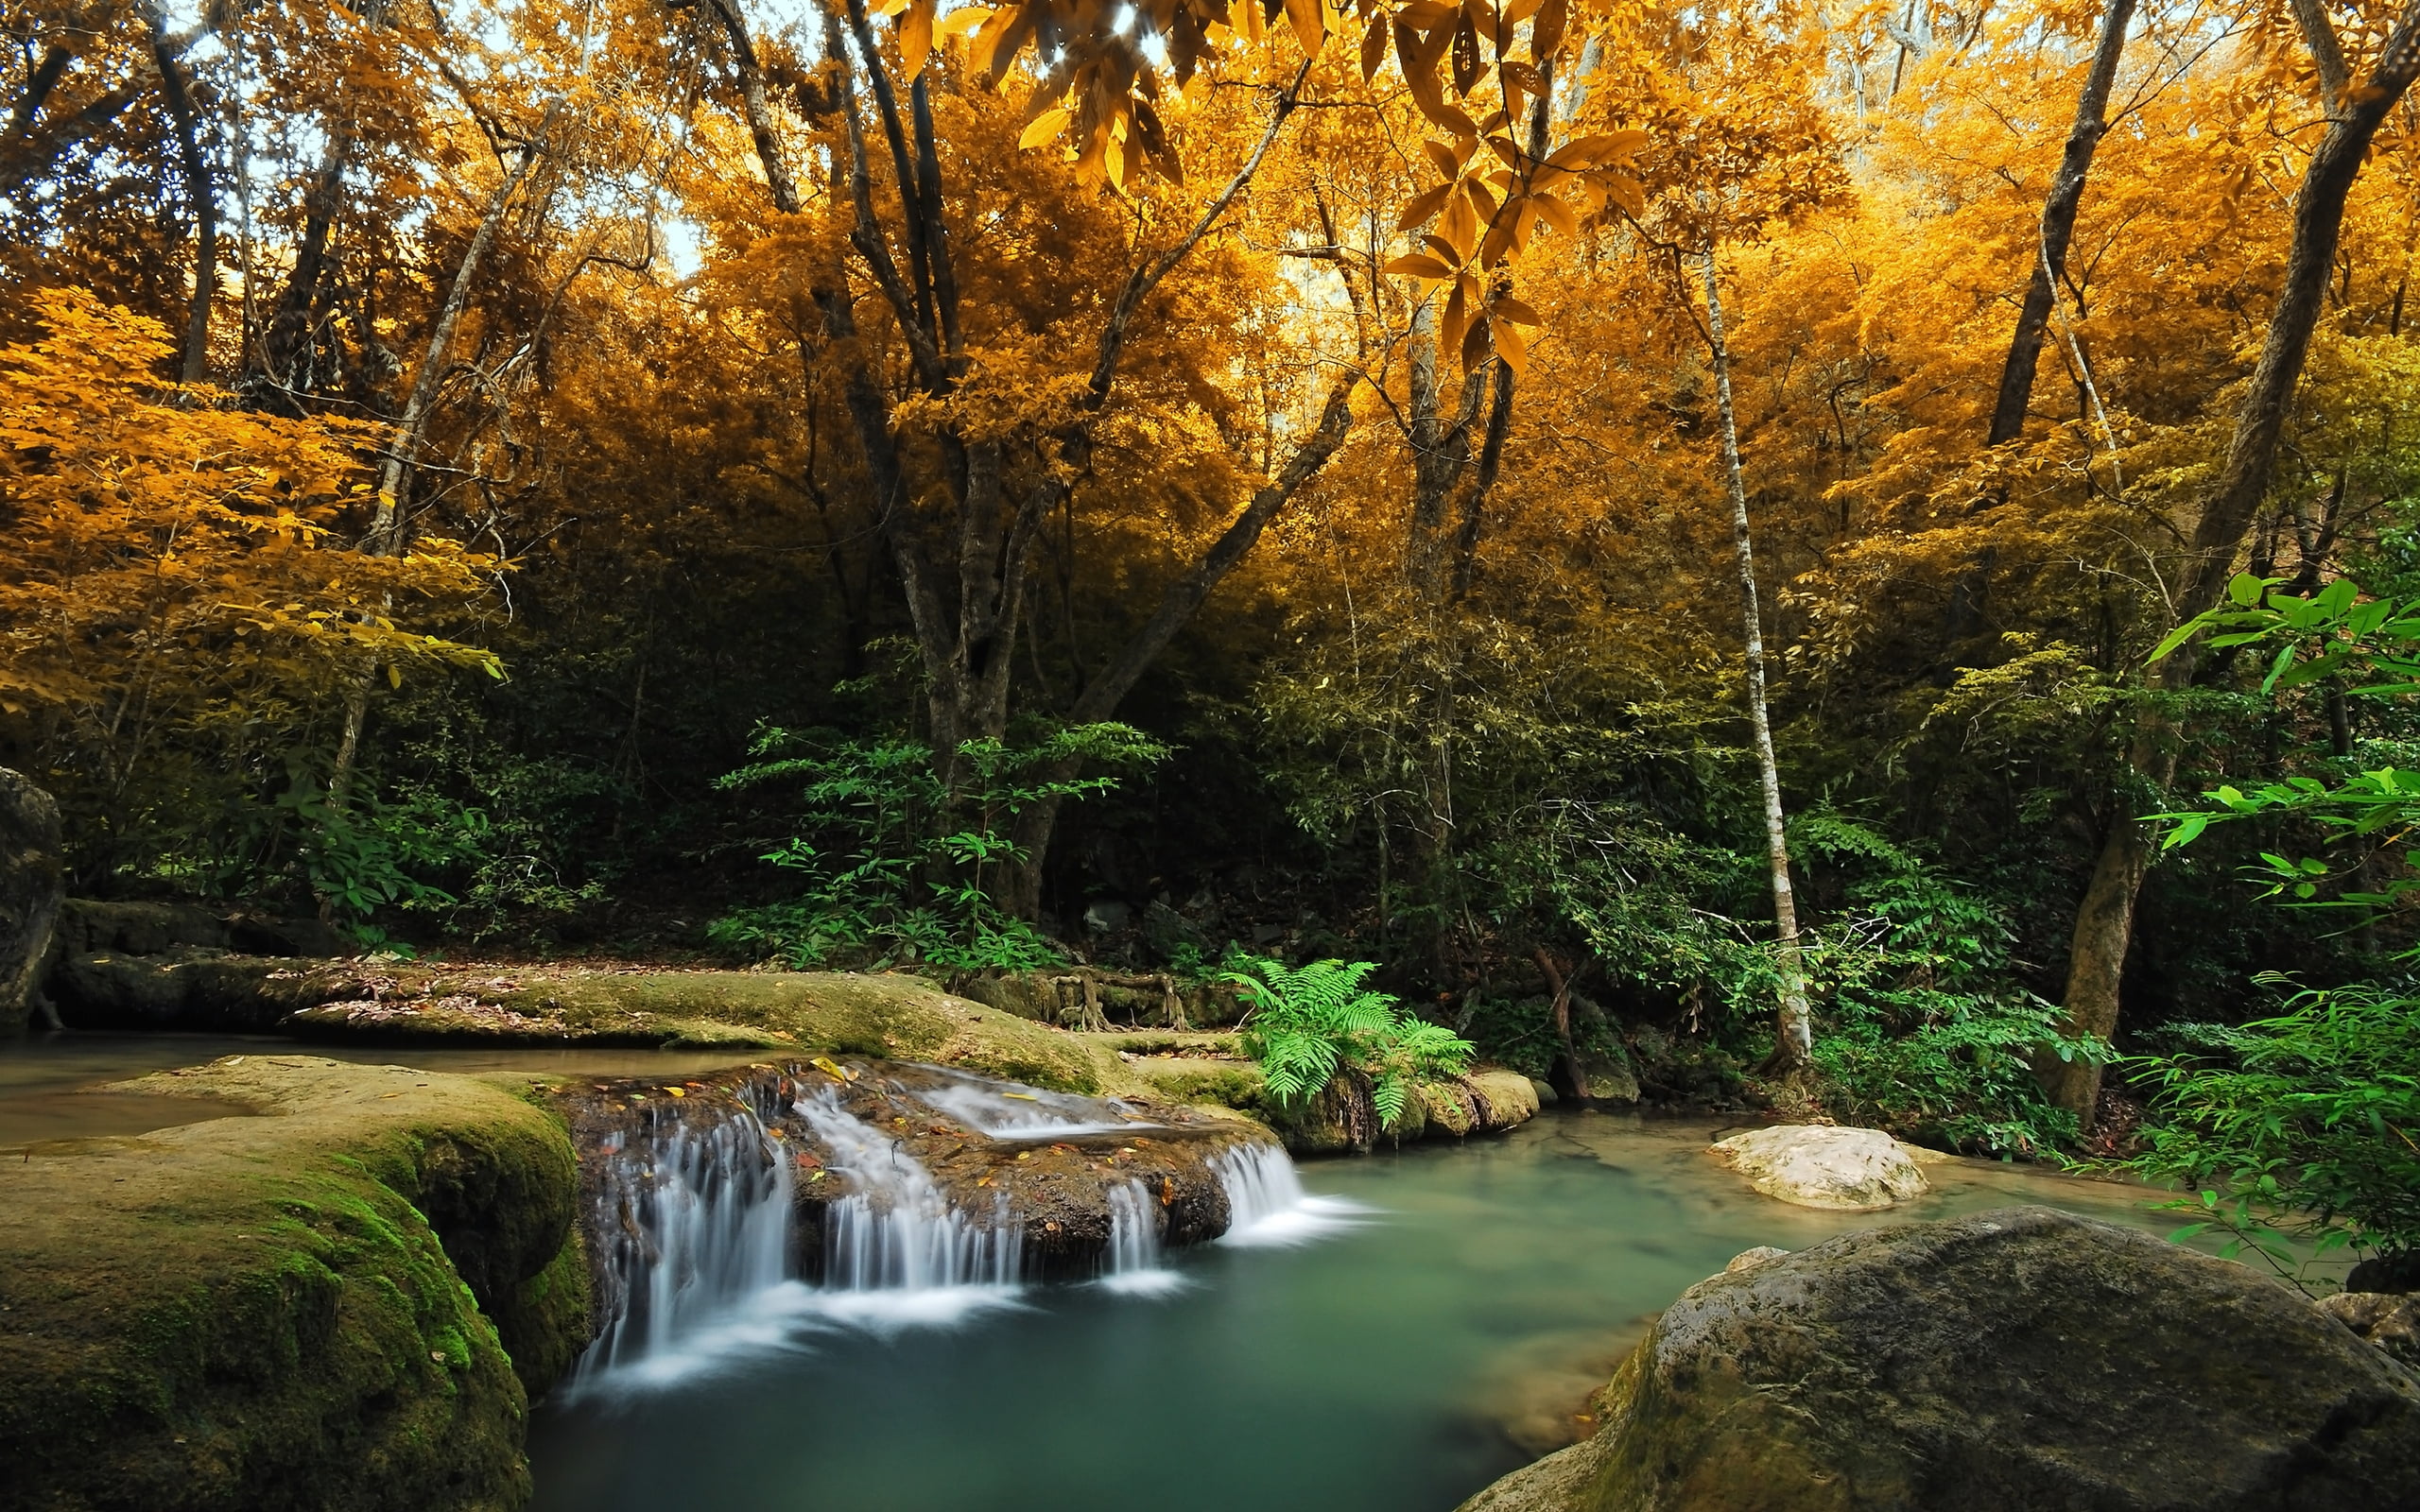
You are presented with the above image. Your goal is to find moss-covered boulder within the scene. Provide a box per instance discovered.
[0,1057,590,1512]
[1457,1206,2420,1512]
[289,969,1135,1092]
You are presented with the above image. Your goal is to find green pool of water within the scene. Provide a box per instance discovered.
[528,1109,2202,1512]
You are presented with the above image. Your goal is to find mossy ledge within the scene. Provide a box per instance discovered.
[0,1056,590,1512]
[279,967,1537,1147]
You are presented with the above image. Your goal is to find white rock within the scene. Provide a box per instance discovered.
[1710,1125,1930,1211]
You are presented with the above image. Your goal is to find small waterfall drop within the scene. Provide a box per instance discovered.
[1099,1179,1186,1296]
[575,1093,796,1387]
[792,1088,1026,1323]
[1215,1143,1370,1246]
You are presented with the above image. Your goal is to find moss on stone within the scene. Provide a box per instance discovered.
[290,970,1130,1094]
[0,1057,592,1512]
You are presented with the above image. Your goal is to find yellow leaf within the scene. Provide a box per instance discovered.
[899,0,935,75]
[1283,0,1326,56]
[1385,251,1457,280]
[1018,106,1070,150]
[1395,181,1455,231]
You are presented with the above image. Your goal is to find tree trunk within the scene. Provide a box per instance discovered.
[1001,386,1357,914]
[329,116,552,807]
[1703,247,1813,1070]
[1985,0,2135,446]
[150,18,217,383]
[0,767,64,1036]
[2048,0,2420,1125]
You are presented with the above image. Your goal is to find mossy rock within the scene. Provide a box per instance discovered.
[289,970,1130,1095]
[1457,1207,2420,1512]
[0,1056,591,1512]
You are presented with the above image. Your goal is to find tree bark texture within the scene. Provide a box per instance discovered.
[150,16,217,383]
[1985,0,2134,447]
[802,12,1335,912]
[0,768,64,1036]
[1702,249,1813,1070]
[2050,0,2420,1125]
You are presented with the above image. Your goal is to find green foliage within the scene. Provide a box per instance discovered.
[1792,814,2103,1156]
[2152,573,2420,906]
[1219,953,1474,1127]
[278,772,479,941]
[2122,974,2420,1269]
[710,723,1166,971]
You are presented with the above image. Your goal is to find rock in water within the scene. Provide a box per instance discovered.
[0,767,63,1035]
[1709,1124,1931,1210]
[1457,1207,2420,1512]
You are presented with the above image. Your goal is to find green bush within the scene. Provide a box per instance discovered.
[709,723,1165,972]
[2122,975,2420,1270]
[1220,954,1474,1127]
[1793,815,2104,1157]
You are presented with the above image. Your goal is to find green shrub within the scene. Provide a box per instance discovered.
[709,723,1165,972]
[1219,954,1474,1127]
[1794,815,2103,1157]
[2121,975,2420,1270]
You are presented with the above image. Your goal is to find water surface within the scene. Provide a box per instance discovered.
[528,1109,2207,1512]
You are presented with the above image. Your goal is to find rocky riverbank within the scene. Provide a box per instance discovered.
[1457,1206,2420,1512]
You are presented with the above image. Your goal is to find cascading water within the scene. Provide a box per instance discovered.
[565,1063,1362,1388]
[1215,1143,1370,1246]
[791,1088,1025,1319]
[574,1092,796,1387]
[1099,1179,1185,1296]
[908,1066,1164,1140]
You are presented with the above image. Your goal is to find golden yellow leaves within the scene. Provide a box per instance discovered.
[1381,122,1644,373]
[0,290,504,721]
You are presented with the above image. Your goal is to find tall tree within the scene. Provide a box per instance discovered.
[1984,0,2135,447]
[2046,0,2420,1124]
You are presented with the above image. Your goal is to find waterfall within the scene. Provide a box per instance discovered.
[1214,1143,1369,1247]
[565,1070,1363,1388]
[1099,1179,1185,1296]
[791,1088,1025,1321]
[574,1094,796,1387]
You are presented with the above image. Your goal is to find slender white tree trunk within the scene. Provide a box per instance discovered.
[1701,247,1813,1069]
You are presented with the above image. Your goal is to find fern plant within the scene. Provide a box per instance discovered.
[1219,954,1474,1128]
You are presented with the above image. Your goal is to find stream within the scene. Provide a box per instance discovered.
[0,1033,2230,1512]
[527,1090,2202,1512]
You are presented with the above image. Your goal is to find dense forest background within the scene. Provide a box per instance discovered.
[8,0,2419,1166]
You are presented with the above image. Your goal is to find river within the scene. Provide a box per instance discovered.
[0,1031,2234,1512]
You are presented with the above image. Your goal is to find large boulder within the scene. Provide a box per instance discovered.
[1457,1207,2420,1512]
[0,767,64,1035]
[0,1057,591,1512]
[1710,1124,1934,1211]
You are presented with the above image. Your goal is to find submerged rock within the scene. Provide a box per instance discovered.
[1457,1206,2420,1512]
[1709,1124,1934,1210]
[0,1056,590,1512]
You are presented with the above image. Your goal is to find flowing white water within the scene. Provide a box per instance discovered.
[1099,1179,1186,1297]
[908,1066,1165,1140]
[571,1088,1363,1389]
[1215,1143,1371,1247]
[790,1089,1026,1326]
[574,1099,796,1389]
